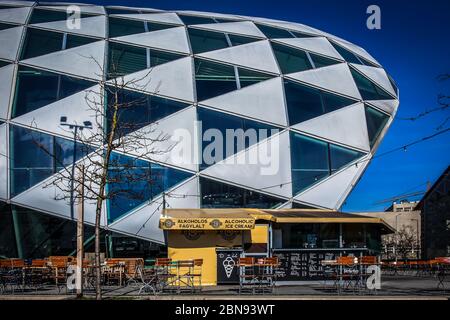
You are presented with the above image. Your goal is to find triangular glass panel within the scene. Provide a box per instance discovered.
[20,27,98,60]
[29,8,96,24]
[289,132,365,195]
[12,66,94,118]
[199,177,284,208]
[178,14,217,25]
[358,55,379,67]
[387,73,399,96]
[284,80,356,125]
[188,28,229,54]
[0,22,17,31]
[290,132,330,195]
[9,125,92,197]
[106,88,190,138]
[107,152,192,223]
[108,17,175,38]
[107,41,184,79]
[365,105,389,147]
[350,67,394,100]
[106,7,142,15]
[198,107,279,169]
[290,30,315,38]
[309,52,340,69]
[271,42,313,74]
[227,33,259,46]
[256,23,295,38]
[195,58,237,101]
[0,59,8,68]
[330,41,362,64]
[237,67,274,88]
[329,144,365,173]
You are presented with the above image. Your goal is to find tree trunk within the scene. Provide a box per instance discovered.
[94,198,102,300]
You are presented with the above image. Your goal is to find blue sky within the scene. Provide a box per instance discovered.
[47,0,450,211]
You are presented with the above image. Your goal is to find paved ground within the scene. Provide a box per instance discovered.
[0,275,449,300]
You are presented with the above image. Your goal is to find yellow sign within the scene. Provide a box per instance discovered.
[159,217,255,230]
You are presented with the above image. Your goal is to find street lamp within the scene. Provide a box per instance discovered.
[60,116,92,220]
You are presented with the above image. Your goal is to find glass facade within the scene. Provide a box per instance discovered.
[29,8,94,24]
[271,42,312,74]
[290,132,365,195]
[108,17,175,38]
[198,107,278,169]
[107,153,192,223]
[284,80,356,125]
[200,177,283,208]
[9,125,91,197]
[20,28,98,60]
[106,88,189,138]
[107,41,184,78]
[256,24,295,38]
[178,14,216,25]
[365,105,389,147]
[195,59,237,101]
[12,66,93,118]
[188,28,229,54]
[350,68,394,100]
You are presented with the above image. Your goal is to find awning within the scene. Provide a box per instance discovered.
[160,209,395,233]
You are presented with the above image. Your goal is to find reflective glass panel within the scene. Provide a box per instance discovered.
[178,14,216,25]
[150,49,184,67]
[256,24,294,38]
[106,88,189,137]
[107,42,147,78]
[12,66,93,118]
[290,132,330,195]
[284,80,323,125]
[107,152,192,223]
[271,42,312,74]
[365,106,389,147]
[330,144,365,173]
[29,8,94,24]
[0,22,16,31]
[330,41,362,64]
[310,52,340,68]
[188,28,229,54]
[0,60,8,68]
[200,177,284,208]
[108,17,146,37]
[21,28,63,59]
[228,34,259,46]
[350,68,394,100]
[321,90,356,113]
[238,67,273,88]
[195,59,237,101]
[198,107,278,169]
[65,34,98,49]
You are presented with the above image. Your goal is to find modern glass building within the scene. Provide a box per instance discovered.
[0,1,399,259]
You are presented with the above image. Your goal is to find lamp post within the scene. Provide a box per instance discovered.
[59,116,92,220]
[60,116,92,298]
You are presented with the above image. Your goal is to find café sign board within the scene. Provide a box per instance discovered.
[160,217,255,230]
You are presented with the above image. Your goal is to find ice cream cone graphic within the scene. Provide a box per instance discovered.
[223,256,235,278]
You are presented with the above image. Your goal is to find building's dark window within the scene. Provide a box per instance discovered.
[310,52,340,69]
[387,73,398,96]
[65,34,98,49]
[290,132,365,195]
[0,202,19,258]
[9,125,90,197]
[0,22,16,31]
[107,152,192,223]
[108,17,146,37]
[12,66,93,118]
[290,30,315,38]
[178,14,216,25]
[105,7,142,15]
[358,55,379,67]
[228,34,260,46]
[290,133,329,195]
[330,144,364,173]
[365,105,389,147]
[21,28,63,59]
[150,49,183,67]
[108,42,147,77]
[29,8,95,24]
[321,90,356,114]
[238,67,273,88]
[330,41,362,65]
[21,28,98,60]
[106,89,189,137]
[195,59,237,101]
[198,107,278,169]
[0,60,8,68]
[200,177,283,208]
[271,42,312,74]
[276,223,339,249]
[188,28,229,54]
[284,80,323,124]
[350,68,394,100]
[256,24,294,38]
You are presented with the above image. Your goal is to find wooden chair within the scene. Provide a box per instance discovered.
[238,257,256,294]
[192,259,203,291]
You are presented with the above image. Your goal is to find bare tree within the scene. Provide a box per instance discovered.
[29,54,174,299]
[382,225,420,260]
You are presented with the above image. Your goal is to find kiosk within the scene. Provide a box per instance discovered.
[159,209,394,286]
